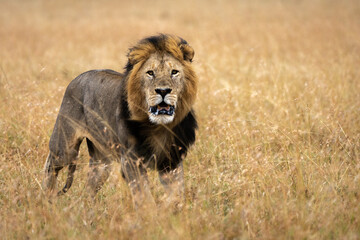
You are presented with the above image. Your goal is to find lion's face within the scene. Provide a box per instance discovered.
[126,34,197,126]
[140,53,185,124]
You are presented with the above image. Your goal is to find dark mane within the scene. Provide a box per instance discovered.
[125,34,191,73]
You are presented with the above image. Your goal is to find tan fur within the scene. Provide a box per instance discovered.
[43,34,198,209]
[126,34,197,127]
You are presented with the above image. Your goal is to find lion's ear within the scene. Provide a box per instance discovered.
[180,44,194,62]
[126,47,146,71]
[127,48,138,66]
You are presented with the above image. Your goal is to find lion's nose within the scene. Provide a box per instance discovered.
[155,88,172,98]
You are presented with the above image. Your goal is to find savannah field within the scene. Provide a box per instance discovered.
[0,0,360,239]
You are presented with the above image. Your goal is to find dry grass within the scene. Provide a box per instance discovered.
[1,0,360,239]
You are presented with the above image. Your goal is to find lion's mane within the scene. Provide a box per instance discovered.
[125,34,198,127]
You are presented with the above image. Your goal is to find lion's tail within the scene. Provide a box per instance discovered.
[57,163,76,196]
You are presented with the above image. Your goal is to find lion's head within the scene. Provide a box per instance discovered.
[126,34,197,126]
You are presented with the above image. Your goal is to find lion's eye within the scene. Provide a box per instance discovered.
[146,70,154,76]
[171,70,179,75]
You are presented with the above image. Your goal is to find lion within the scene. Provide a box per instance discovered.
[42,34,198,208]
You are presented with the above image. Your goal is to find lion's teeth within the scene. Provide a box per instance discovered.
[150,104,174,116]
[149,106,157,113]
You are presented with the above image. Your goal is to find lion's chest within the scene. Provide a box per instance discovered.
[136,131,174,168]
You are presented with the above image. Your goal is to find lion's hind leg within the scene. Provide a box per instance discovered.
[57,163,76,196]
[86,139,112,197]
[43,143,82,197]
[42,117,83,197]
[43,153,63,196]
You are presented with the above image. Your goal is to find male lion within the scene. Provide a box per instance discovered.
[42,34,198,208]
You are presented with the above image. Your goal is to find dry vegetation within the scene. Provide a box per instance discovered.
[1,0,360,239]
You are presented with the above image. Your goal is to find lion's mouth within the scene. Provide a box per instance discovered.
[149,102,175,116]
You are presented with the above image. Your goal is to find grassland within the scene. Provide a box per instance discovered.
[0,0,359,239]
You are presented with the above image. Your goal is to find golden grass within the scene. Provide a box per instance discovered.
[1,0,359,239]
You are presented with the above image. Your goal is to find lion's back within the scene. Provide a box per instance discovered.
[57,69,127,142]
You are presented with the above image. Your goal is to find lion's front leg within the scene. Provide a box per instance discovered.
[158,162,185,209]
[121,157,155,210]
